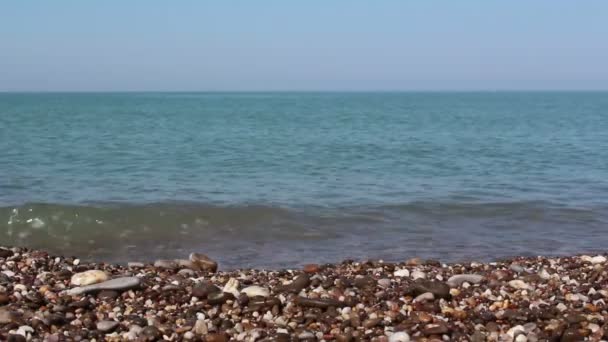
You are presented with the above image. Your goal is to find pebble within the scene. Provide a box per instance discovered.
[189,252,218,272]
[508,279,530,290]
[446,274,484,287]
[70,270,109,286]
[192,281,221,298]
[411,270,426,280]
[241,285,270,298]
[275,274,310,293]
[388,332,410,342]
[153,259,178,269]
[413,292,435,302]
[410,279,450,299]
[303,264,321,273]
[96,320,119,332]
[590,255,606,264]
[378,278,391,288]
[0,308,17,324]
[222,278,240,297]
[194,319,208,335]
[393,269,410,277]
[140,326,162,341]
[127,261,145,268]
[295,296,346,308]
[67,276,141,295]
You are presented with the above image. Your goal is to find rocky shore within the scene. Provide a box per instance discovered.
[1,247,608,341]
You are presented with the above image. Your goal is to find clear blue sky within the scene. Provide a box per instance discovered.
[1,1,607,91]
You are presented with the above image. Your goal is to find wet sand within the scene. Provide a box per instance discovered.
[0,246,607,341]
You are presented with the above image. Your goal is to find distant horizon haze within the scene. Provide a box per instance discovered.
[1,1,607,91]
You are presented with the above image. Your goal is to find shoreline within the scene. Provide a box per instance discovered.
[1,247,607,341]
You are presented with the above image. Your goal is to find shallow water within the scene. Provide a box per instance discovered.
[1,92,608,267]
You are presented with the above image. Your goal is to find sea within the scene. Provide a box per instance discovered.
[1,92,608,268]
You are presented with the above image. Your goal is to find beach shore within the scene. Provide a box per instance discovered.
[0,246,606,341]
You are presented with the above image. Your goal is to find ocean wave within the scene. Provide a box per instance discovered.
[1,201,607,268]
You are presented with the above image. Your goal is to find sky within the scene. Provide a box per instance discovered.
[1,1,607,91]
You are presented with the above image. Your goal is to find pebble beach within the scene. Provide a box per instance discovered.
[1,247,608,341]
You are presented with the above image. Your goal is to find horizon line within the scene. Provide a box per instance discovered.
[2,89,608,94]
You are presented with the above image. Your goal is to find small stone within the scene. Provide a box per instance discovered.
[515,335,527,342]
[422,321,449,335]
[470,331,486,342]
[194,319,208,335]
[378,278,391,288]
[97,290,119,301]
[97,320,119,333]
[0,308,18,324]
[140,326,162,341]
[16,325,34,337]
[303,264,320,273]
[389,332,410,342]
[274,274,311,293]
[405,257,421,266]
[67,277,141,295]
[413,292,435,302]
[446,274,484,287]
[507,325,525,337]
[0,249,14,258]
[363,318,381,329]
[127,262,145,268]
[411,270,426,280]
[394,269,410,277]
[189,253,218,273]
[410,279,450,299]
[241,285,270,298]
[591,255,606,264]
[0,292,9,305]
[153,259,178,269]
[222,278,240,297]
[205,333,228,342]
[508,280,530,290]
[192,281,221,298]
[561,327,584,342]
[295,296,346,308]
[184,331,194,340]
[510,263,525,273]
[126,325,142,340]
[7,335,26,342]
[70,270,109,286]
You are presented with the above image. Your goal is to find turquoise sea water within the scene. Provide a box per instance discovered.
[1,92,608,267]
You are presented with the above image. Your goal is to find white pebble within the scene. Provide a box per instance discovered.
[70,270,109,286]
[507,325,525,337]
[222,278,240,297]
[393,269,410,277]
[508,280,530,290]
[389,331,410,342]
[241,285,270,298]
[411,270,426,280]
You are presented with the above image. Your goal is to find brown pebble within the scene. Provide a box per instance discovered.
[0,293,9,305]
[363,318,382,329]
[205,333,229,342]
[303,264,321,273]
[275,274,311,293]
[192,281,221,299]
[422,321,449,335]
[189,253,218,273]
[295,296,346,308]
